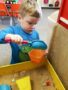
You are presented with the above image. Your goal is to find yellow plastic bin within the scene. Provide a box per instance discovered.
[0,59,65,90]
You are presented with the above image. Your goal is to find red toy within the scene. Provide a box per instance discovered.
[57,0,68,29]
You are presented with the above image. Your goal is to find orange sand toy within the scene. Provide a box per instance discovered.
[29,49,45,63]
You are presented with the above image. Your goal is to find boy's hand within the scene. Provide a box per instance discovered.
[45,49,48,56]
[5,34,23,44]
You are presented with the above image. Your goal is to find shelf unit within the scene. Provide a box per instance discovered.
[37,0,62,9]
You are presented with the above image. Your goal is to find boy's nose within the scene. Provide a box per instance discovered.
[32,27,35,29]
[30,26,35,29]
[30,27,35,30]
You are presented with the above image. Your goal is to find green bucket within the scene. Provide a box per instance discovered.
[19,45,32,62]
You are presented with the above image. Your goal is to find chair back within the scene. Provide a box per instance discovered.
[10,4,20,17]
[0,3,9,16]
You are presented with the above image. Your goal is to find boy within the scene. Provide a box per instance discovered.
[0,0,43,64]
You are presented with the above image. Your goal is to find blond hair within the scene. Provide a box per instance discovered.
[19,0,40,18]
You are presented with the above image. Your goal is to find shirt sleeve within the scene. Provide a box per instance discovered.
[0,26,14,43]
[37,32,40,40]
[35,30,40,40]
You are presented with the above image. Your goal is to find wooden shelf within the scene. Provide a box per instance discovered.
[38,0,61,9]
[42,6,60,9]
[41,4,60,9]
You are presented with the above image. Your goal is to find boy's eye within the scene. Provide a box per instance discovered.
[28,22,33,25]
[27,21,37,25]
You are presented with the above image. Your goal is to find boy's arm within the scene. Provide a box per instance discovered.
[0,26,14,43]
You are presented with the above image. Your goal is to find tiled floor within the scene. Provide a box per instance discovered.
[0,9,58,65]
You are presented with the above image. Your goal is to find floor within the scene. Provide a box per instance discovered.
[0,9,58,65]
[36,9,58,47]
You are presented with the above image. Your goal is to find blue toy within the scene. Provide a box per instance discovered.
[30,40,47,50]
[0,85,11,90]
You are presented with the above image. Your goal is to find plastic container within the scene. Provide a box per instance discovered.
[44,0,49,4]
[19,45,32,62]
[0,85,11,90]
[29,49,45,63]
[55,0,59,7]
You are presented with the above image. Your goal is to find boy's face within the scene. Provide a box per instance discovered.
[19,15,40,33]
